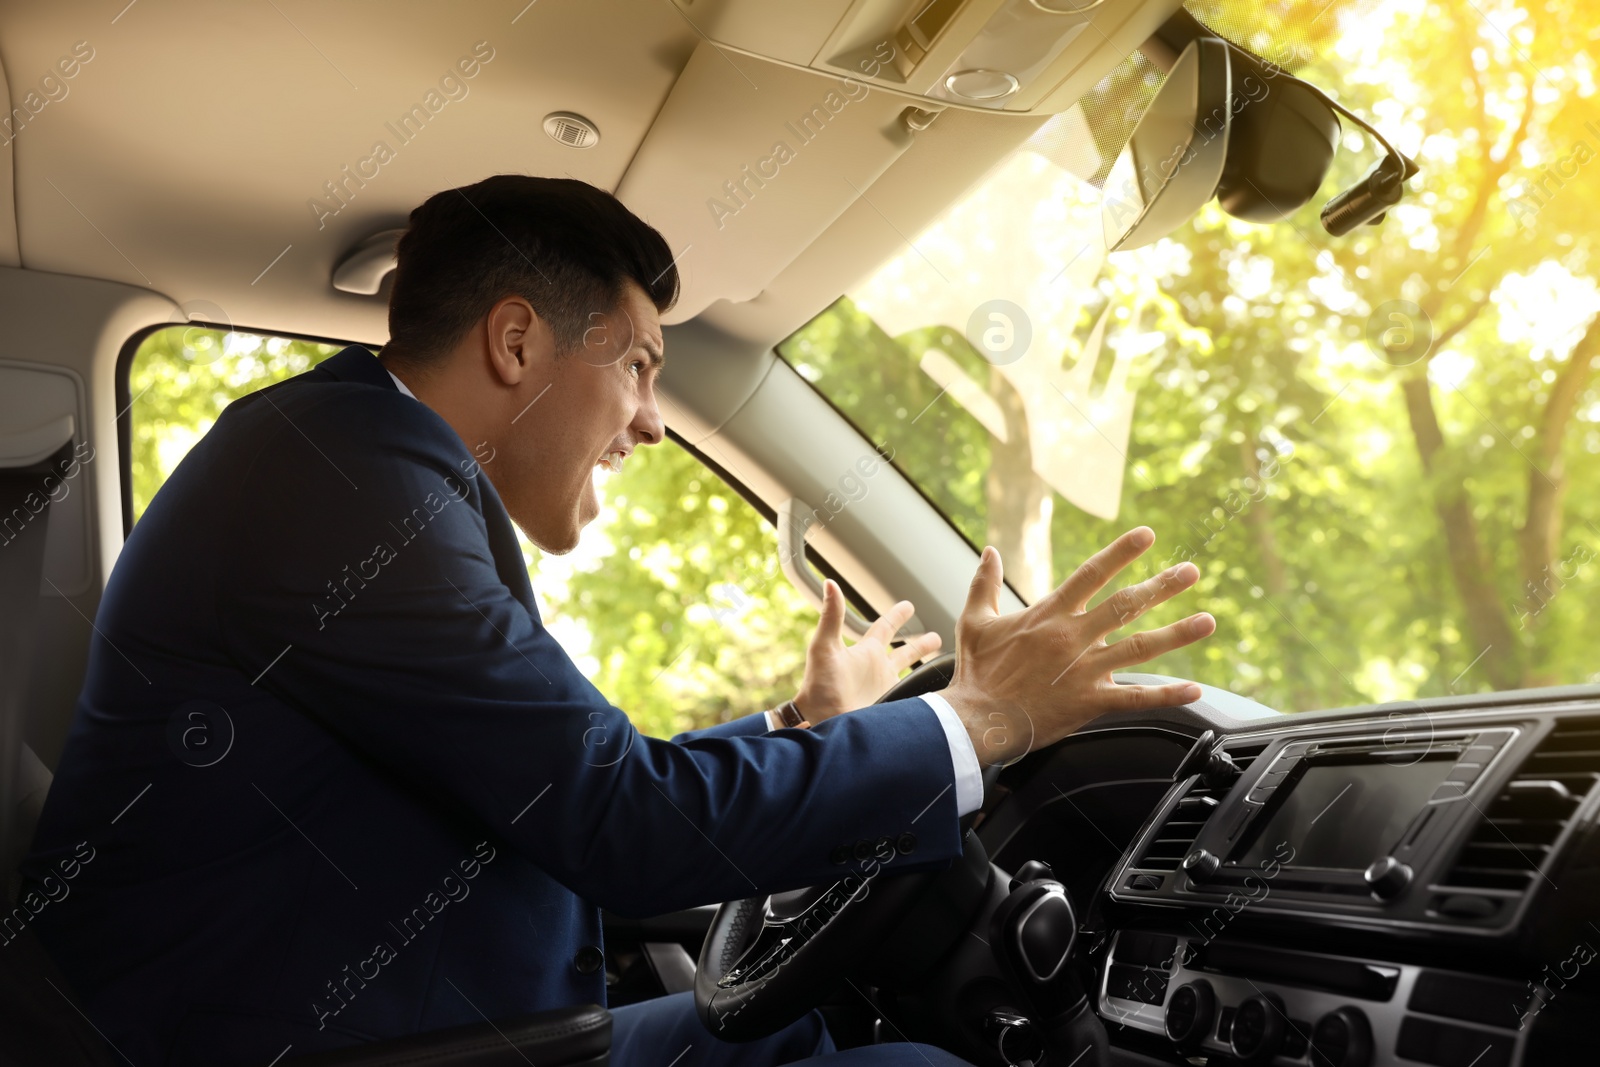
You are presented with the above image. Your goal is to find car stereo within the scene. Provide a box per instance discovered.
[1110,724,1525,927]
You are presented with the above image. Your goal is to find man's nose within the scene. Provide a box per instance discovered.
[631,391,664,447]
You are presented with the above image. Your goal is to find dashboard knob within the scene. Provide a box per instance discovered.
[1163,979,1216,1051]
[1363,856,1413,900]
[1230,992,1287,1066]
[1182,848,1221,883]
[1311,1006,1373,1067]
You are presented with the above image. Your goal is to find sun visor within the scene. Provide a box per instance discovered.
[616,41,918,323]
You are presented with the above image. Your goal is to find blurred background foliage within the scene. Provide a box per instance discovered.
[788,0,1600,712]
[131,0,1600,733]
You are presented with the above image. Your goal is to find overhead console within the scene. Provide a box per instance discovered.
[662,0,1184,114]
[1095,705,1600,1065]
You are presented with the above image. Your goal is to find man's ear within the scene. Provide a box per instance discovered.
[483,296,555,386]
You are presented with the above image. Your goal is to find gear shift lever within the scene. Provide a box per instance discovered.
[990,865,1110,1067]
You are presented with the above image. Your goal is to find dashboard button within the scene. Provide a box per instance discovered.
[1231,993,1287,1066]
[1364,856,1413,900]
[1182,849,1221,884]
[1164,979,1216,1052]
[1254,769,1291,790]
[1434,893,1498,919]
[1310,1007,1372,1067]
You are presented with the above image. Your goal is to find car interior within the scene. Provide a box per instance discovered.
[1,1,1597,1065]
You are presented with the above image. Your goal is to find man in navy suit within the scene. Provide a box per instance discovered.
[20,176,1214,1066]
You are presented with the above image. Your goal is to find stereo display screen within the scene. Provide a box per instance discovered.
[1233,757,1455,870]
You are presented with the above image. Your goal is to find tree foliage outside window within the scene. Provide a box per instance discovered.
[783,0,1600,712]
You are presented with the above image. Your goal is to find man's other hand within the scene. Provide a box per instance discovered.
[793,580,943,723]
[944,527,1216,766]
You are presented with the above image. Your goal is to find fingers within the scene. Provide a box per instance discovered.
[1044,527,1155,613]
[1092,613,1216,672]
[811,579,845,648]
[889,631,943,672]
[864,599,917,646]
[1110,680,1204,711]
[962,546,1004,622]
[1084,560,1200,636]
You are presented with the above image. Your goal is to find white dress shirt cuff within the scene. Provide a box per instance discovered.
[764,695,981,816]
[919,691,983,816]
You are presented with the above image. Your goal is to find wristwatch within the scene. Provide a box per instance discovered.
[774,700,811,729]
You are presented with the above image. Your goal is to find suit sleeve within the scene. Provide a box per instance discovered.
[674,712,772,743]
[218,390,964,917]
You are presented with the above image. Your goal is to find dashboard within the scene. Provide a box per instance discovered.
[973,684,1600,1067]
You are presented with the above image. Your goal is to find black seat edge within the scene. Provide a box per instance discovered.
[276,1003,611,1067]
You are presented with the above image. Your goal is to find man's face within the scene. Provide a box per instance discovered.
[499,281,665,553]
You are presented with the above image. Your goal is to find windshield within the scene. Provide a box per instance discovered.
[778,0,1599,714]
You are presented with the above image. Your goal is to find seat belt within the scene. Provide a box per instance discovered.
[0,413,76,899]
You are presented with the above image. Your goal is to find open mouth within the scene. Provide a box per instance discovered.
[596,449,627,475]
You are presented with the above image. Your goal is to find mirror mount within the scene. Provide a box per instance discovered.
[1137,7,1208,73]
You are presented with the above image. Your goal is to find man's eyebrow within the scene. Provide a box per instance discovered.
[640,338,665,367]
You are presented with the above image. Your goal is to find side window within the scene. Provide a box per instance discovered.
[125,326,812,737]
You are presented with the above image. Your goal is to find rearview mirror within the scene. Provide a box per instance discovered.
[1102,37,1232,253]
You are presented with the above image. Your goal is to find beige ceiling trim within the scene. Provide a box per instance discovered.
[616,40,919,324]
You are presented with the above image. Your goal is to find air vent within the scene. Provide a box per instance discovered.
[1134,741,1270,871]
[1437,717,1599,897]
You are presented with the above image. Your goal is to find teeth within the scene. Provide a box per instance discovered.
[598,450,626,474]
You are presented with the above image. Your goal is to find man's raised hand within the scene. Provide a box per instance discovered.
[941,527,1216,766]
[793,579,943,723]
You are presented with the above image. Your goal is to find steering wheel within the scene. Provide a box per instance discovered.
[694,653,962,1041]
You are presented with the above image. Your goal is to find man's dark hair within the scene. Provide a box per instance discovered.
[384,175,679,364]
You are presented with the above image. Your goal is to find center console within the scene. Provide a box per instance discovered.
[1093,707,1600,1065]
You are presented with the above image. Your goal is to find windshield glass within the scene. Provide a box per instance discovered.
[778,0,1600,714]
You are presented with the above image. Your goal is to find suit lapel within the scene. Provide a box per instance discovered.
[475,472,540,620]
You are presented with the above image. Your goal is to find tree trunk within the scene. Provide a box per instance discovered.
[1238,436,1318,711]
[1399,376,1522,689]
[985,366,1054,601]
[1517,317,1598,681]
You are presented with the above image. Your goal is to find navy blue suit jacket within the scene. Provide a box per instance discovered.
[19,346,963,1066]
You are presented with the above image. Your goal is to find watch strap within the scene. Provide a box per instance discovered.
[775,700,811,729]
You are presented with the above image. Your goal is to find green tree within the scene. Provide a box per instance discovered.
[786,0,1600,713]
[129,328,340,519]
[534,443,818,738]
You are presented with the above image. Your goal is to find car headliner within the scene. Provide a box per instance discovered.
[0,0,1116,358]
